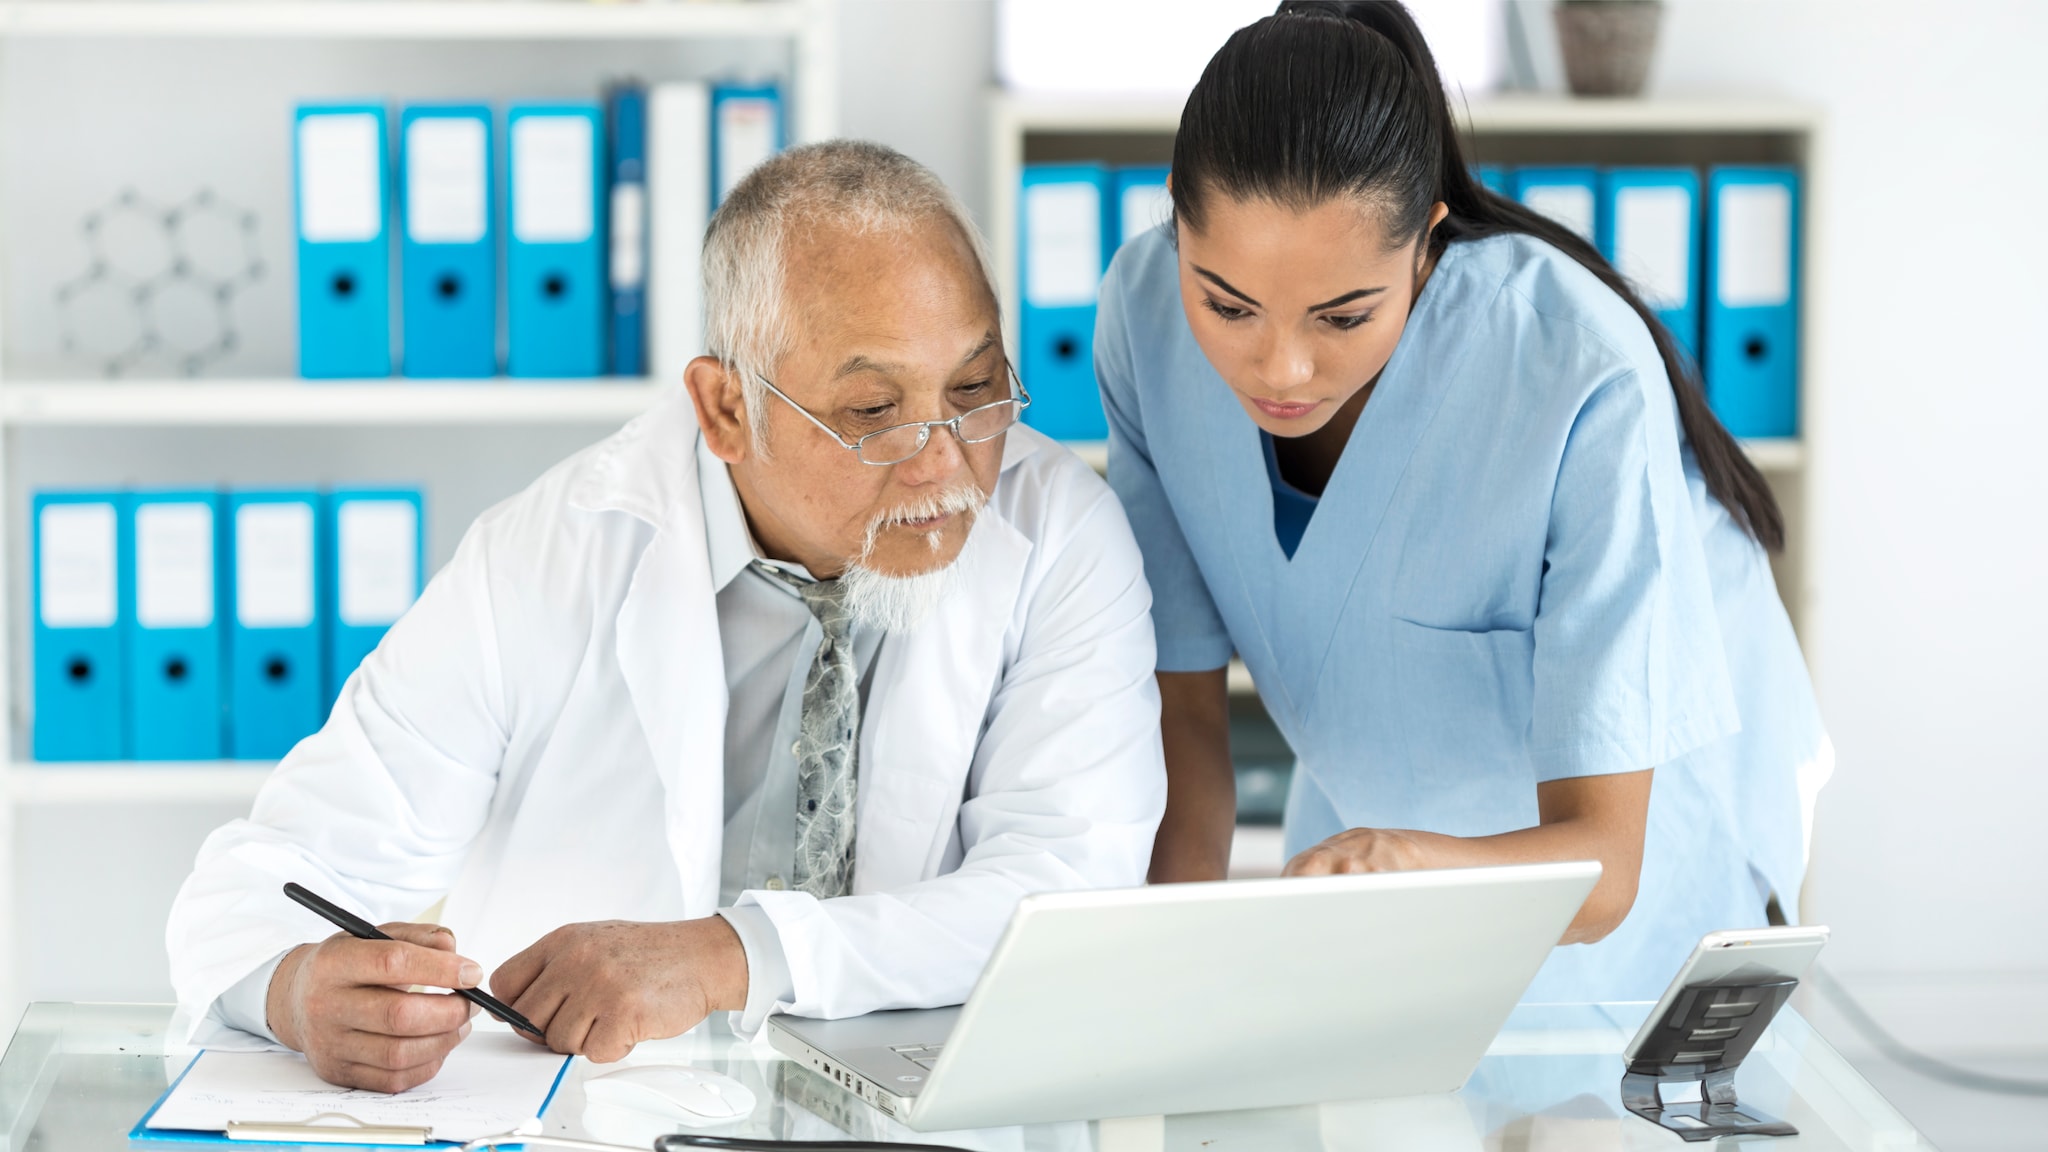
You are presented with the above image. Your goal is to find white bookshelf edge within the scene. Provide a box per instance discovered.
[0,0,812,40]
[0,380,674,426]
[8,763,273,805]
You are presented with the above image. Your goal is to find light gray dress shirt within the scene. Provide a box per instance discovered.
[215,435,880,1039]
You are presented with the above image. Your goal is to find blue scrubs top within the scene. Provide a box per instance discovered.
[1098,227,1831,1001]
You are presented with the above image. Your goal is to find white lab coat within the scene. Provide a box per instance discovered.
[166,395,1166,1046]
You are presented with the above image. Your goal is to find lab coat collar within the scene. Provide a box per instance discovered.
[696,434,759,593]
[568,392,1045,911]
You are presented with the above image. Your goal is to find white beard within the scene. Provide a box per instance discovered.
[839,484,988,634]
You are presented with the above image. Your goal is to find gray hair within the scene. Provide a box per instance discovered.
[702,140,999,448]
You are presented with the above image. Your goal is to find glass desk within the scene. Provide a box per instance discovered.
[0,1002,1933,1151]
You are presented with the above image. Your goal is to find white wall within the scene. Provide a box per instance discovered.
[1638,0,2048,1010]
[837,0,998,234]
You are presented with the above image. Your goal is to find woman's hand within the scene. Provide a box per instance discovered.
[1283,827,1429,875]
[1273,770,1653,944]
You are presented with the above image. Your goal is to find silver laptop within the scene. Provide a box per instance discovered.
[768,860,1600,1130]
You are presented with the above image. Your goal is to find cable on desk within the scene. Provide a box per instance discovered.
[463,1135,973,1152]
[1807,963,2048,1097]
[655,1131,974,1139]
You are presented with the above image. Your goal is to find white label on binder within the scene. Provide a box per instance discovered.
[1521,183,1595,243]
[298,113,383,243]
[136,503,214,630]
[512,116,594,244]
[338,500,419,627]
[1024,183,1102,309]
[1613,185,1691,310]
[236,503,315,629]
[1718,183,1792,308]
[406,117,487,244]
[610,182,646,289]
[716,97,779,202]
[1120,182,1173,245]
[38,503,117,629]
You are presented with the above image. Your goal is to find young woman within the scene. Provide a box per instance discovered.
[1098,1,1831,999]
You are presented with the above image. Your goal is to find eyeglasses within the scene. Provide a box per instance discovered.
[753,365,1033,466]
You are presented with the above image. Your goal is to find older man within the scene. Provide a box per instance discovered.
[166,141,1164,1091]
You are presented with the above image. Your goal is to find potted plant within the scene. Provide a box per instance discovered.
[1553,0,1665,97]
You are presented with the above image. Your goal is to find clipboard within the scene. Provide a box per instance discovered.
[130,1033,573,1148]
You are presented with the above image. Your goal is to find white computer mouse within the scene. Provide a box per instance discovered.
[583,1063,756,1127]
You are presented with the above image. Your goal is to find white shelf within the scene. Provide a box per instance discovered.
[1742,437,1805,472]
[1461,95,1822,135]
[7,762,272,805]
[0,379,673,426]
[0,0,812,40]
[993,92,1821,138]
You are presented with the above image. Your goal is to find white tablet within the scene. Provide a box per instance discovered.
[1625,925,1831,1062]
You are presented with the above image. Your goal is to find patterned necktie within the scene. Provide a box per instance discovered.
[753,562,860,899]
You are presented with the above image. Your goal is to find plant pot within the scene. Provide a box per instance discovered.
[1553,0,1664,97]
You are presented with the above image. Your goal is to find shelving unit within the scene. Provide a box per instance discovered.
[994,91,1829,868]
[0,0,838,1022]
[992,90,1825,652]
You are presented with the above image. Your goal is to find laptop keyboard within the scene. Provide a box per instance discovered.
[890,1044,944,1070]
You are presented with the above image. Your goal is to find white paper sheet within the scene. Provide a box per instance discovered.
[146,1031,569,1143]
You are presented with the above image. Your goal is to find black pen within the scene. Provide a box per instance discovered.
[282,882,548,1041]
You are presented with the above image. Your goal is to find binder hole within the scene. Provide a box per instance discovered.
[542,273,567,299]
[165,657,189,682]
[436,274,461,301]
[1053,336,1078,361]
[66,657,93,684]
[264,657,290,683]
[331,272,356,299]
[1744,336,1768,361]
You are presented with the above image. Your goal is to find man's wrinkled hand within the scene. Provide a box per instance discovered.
[267,922,481,1093]
[490,918,749,1063]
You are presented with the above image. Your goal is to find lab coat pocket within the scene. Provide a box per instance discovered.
[1390,619,1536,827]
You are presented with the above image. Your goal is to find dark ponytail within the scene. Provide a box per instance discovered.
[1170,0,1784,551]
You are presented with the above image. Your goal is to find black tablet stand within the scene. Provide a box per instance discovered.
[1621,976,1800,1142]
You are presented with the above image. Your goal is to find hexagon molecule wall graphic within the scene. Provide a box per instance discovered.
[55,188,264,377]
